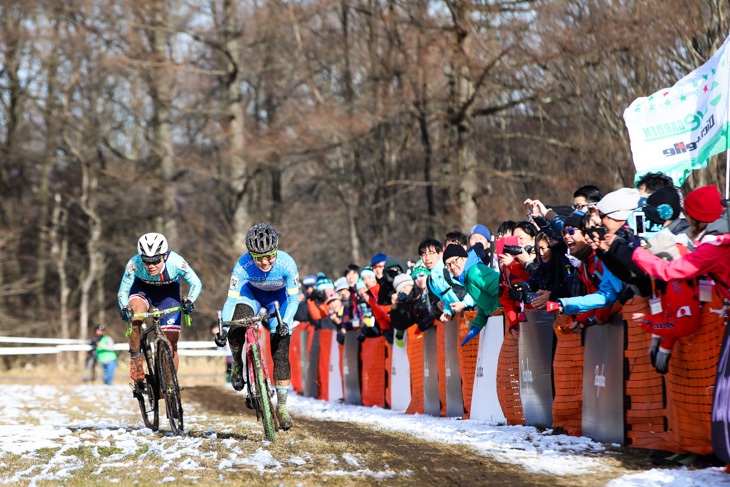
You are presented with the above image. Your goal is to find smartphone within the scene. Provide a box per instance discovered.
[633,211,646,236]
[590,226,607,240]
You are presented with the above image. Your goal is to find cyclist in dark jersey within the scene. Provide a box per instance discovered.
[220,222,299,430]
[118,233,202,390]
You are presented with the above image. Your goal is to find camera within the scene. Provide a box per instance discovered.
[589,226,608,240]
[503,245,533,256]
[313,288,327,302]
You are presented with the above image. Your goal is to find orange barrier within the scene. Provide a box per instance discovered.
[551,314,583,436]
[405,327,425,414]
[458,311,480,419]
[497,327,525,425]
[318,329,335,401]
[437,322,447,416]
[361,335,386,407]
[385,340,392,408]
[623,297,672,451]
[663,292,725,454]
[290,327,303,393]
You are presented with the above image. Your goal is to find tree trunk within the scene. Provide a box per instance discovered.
[50,193,70,369]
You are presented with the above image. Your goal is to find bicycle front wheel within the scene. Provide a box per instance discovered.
[136,343,159,431]
[157,341,183,435]
[250,343,276,441]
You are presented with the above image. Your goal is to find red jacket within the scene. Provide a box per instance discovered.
[639,279,701,350]
[365,283,392,330]
[633,234,730,299]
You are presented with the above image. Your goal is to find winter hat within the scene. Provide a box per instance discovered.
[384,256,406,273]
[684,185,724,223]
[411,260,430,278]
[371,253,388,266]
[563,210,585,229]
[360,267,376,279]
[595,188,642,221]
[302,274,317,287]
[468,224,491,242]
[645,185,681,225]
[393,274,414,294]
[316,272,334,291]
[334,277,349,292]
[326,292,342,304]
[443,244,468,261]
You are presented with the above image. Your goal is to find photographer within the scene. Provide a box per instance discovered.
[391,267,440,346]
[326,292,353,345]
[306,273,337,330]
[497,221,536,334]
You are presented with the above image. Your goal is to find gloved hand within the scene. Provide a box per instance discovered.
[655,347,671,374]
[649,336,661,367]
[214,329,228,347]
[395,330,405,348]
[508,281,529,302]
[461,327,480,346]
[276,322,289,337]
[182,298,194,314]
[120,305,134,322]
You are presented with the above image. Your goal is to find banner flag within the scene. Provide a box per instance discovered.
[623,36,730,186]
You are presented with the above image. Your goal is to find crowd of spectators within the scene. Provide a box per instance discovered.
[294,173,730,378]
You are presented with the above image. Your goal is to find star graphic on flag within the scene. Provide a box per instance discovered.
[703,74,708,80]
[648,95,654,101]
[711,68,716,75]
[723,59,727,67]
[680,95,687,101]
[663,91,669,96]
[634,106,641,112]
[649,104,655,111]
[665,99,671,106]
[704,85,709,92]
[692,81,699,88]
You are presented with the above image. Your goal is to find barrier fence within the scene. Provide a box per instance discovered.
[287,303,726,455]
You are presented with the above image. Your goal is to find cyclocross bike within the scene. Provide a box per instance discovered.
[215,302,285,442]
[127,306,191,435]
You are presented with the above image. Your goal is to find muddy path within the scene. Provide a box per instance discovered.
[185,386,658,486]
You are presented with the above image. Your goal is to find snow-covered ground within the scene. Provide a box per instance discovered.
[0,384,728,486]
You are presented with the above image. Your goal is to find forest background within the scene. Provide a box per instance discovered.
[1,0,729,349]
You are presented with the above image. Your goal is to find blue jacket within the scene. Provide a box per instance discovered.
[557,256,622,315]
[428,258,475,318]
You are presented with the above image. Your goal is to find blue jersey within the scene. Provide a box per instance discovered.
[117,251,202,308]
[222,250,300,327]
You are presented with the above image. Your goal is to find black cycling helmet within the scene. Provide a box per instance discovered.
[246,222,279,255]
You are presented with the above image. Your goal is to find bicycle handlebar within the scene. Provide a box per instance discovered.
[215,301,287,343]
[125,306,192,338]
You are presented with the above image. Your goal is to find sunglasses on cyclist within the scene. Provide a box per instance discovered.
[251,250,277,263]
[141,255,163,265]
[561,227,577,236]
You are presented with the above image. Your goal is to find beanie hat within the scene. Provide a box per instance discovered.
[384,256,406,273]
[393,274,414,294]
[563,210,585,229]
[326,292,342,304]
[645,185,681,225]
[595,188,642,221]
[334,277,349,292]
[302,274,317,287]
[371,253,388,266]
[411,260,430,278]
[443,244,468,261]
[360,268,376,279]
[685,185,724,223]
[468,224,491,242]
[316,273,334,291]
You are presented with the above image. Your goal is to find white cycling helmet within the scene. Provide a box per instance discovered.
[137,233,168,261]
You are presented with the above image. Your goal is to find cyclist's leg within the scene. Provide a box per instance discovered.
[127,282,150,385]
[156,293,182,370]
[262,290,293,429]
[228,285,260,391]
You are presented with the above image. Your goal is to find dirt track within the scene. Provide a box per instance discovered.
[184,385,657,486]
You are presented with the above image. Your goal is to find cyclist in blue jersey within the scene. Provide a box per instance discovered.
[219,222,299,430]
[118,233,202,390]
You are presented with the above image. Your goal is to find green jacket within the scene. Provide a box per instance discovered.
[464,263,500,332]
[96,335,117,364]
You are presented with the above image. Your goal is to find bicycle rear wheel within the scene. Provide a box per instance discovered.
[250,343,276,441]
[157,341,183,435]
[136,343,159,431]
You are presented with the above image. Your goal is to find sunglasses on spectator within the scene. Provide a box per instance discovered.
[561,227,577,236]
[141,255,163,265]
[572,202,597,210]
[251,250,277,263]
[599,210,619,220]
[373,263,385,269]
[413,273,428,279]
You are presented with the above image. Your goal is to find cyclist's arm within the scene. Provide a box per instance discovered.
[177,257,202,302]
[283,269,300,327]
[221,261,247,322]
[117,258,138,308]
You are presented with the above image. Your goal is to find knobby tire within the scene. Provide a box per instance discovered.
[250,343,276,441]
[158,341,183,435]
[137,340,159,431]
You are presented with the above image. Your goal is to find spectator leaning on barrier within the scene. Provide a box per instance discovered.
[556,210,623,330]
[357,266,382,340]
[440,244,500,346]
[632,185,730,300]
[293,274,318,325]
[419,238,477,324]
[525,185,604,242]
